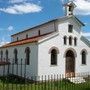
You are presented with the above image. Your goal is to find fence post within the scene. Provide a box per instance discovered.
[7,59,10,75]
[11,59,14,90]
[20,59,23,77]
[24,58,26,90]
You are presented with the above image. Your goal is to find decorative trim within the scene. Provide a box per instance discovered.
[80,49,88,55]
[64,48,77,57]
[49,46,59,54]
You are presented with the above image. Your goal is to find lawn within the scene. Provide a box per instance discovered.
[0,78,90,90]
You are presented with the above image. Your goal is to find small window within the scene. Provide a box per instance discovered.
[68,24,73,33]
[38,30,41,36]
[26,34,28,39]
[25,47,30,65]
[64,36,67,45]
[74,37,77,46]
[17,37,18,41]
[81,51,86,65]
[69,36,72,45]
[51,49,57,65]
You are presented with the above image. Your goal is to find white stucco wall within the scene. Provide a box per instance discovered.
[0,17,90,79]
[12,21,55,42]
[37,18,90,77]
[0,43,38,77]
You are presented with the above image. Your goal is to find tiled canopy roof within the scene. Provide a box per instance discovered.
[2,37,38,48]
[1,32,54,48]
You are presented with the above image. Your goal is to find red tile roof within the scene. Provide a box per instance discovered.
[1,37,38,48]
[0,32,54,48]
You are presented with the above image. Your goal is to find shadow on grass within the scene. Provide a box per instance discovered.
[0,74,33,84]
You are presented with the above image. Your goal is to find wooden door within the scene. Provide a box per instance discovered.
[66,57,75,78]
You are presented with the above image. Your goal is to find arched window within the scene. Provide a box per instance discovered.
[81,51,87,65]
[51,49,57,65]
[25,47,30,65]
[69,36,72,45]
[0,50,3,61]
[74,37,77,46]
[64,36,67,45]
[6,50,8,61]
[14,49,18,64]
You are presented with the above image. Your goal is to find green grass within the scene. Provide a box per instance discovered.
[0,79,90,90]
[0,75,90,90]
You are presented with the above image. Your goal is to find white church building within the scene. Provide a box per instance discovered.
[0,2,90,78]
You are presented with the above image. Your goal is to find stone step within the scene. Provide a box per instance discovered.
[68,77,86,84]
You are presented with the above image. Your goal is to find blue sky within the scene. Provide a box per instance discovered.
[0,0,90,45]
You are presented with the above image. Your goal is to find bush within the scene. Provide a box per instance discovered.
[0,74,30,84]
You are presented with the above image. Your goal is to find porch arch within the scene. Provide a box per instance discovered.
[64,48,77,57]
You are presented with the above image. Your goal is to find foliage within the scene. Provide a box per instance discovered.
[0,75,90,90]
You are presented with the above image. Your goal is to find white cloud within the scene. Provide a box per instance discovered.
[0,38,9,47]
[0,26,14,31]
[9,0,27,4]
[74,0,90,15]
[81,32,90,37]
[0,2,43,14]
[7,26,14,31]
[0,41,9,47]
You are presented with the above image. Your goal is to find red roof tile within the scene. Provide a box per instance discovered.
[1,32,54,48]
[1,37,38,48]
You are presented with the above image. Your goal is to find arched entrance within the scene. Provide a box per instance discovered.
[65,50,75,77]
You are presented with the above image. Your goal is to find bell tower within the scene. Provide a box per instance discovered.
[64,1,76,16]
